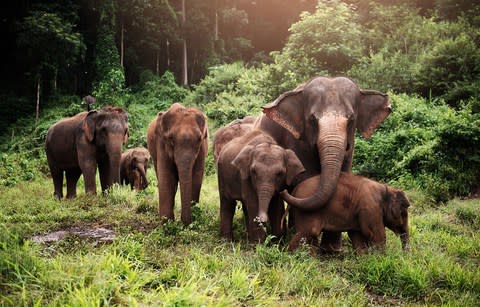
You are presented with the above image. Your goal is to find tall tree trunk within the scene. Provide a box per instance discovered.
[181,0,188,85]
[35,75,40,123]
[120,20,124,68]
[166,39,170,68]
[156,50,159,75]
[214,0,219,41]
[52,67,57,92]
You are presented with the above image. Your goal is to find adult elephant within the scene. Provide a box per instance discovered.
[45,106,129,199]
[257,76,391,251]
[147,103,208,225]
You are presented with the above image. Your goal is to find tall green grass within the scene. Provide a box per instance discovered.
[1,175,479,306]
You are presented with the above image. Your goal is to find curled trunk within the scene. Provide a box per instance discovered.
[280,115,348,210]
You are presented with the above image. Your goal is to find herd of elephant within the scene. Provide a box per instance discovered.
[45,77,410,254]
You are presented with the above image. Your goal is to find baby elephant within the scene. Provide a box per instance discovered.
[212,115,257,161]
[217,130,305,243]
[285,173,410,253]
[120,147,150,191]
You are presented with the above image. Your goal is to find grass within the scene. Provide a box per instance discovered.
[1,171,479,306]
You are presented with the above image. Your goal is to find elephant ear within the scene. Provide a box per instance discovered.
[284,149,306,186]
[356,90,392,139]
[123,128,129,144]
[82,111,97,143]
[194,112,208,139]
[262,85,305,139]
[231,145,254,180]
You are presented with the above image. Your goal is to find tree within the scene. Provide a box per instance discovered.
[17,9,85,121]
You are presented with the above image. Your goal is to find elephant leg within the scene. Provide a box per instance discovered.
[50,167,64,199]
[157,163,178,221]
[268,195,286,240]
[98,161,110,193]
[66,168,81,199]
[220,196,236,241]
[348,231,368,254]
[288,232,305,251]
[319,231,343,253]
[358,212,386,251]
[79,158,97,195]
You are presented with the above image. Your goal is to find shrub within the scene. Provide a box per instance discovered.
[354,93,480,202]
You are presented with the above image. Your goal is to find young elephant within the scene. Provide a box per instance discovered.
[120,147,150,191]
[286,173,410,254]
[147,103,208,225]
[217,130,305,243]
[212,115,257,161]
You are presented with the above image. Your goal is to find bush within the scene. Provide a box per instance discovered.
[354,93,480,202]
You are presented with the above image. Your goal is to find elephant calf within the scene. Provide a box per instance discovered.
[286,173,410,254]
[217,130,305,243]
[120,147,150,191]
[212,115,256,161]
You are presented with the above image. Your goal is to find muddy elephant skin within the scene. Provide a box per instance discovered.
[45,106,129,199]
[212,115,257,161]
[217,130,305,243]
[147,103,208,225]
[287,173,410,254]
[257,76,391,251]
[120,147,150,191]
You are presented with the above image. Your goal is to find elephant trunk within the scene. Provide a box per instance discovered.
[138,166,148,190]
[257,184,275,223]
[280,115,348,210]
[178,164,194,225]
[108,152,121,188]
[400,227,410,250]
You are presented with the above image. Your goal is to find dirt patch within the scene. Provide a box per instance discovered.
[31,226,115,244]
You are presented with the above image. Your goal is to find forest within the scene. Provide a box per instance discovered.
[1,0,479,305]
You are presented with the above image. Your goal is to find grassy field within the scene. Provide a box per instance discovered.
[1,170,479,306]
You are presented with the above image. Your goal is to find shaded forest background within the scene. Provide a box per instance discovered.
[0,0,479,202]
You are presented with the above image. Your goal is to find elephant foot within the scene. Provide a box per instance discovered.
[319,232,343,253]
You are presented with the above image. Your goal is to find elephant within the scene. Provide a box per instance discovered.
[212,115,257,161]
[45,106,129,199]
[217,130,305,243]
[147,103,208,225]
[120,147,150,191]
[287,173,410,254]
[256,76,391,251]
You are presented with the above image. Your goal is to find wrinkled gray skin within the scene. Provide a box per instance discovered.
[147,103,208,225]
[120,147,150,191]
[217,130,305,243]
[288,173,410,254]
[213,115,257,161]
[45,106,129,199]
[257,76,391,251]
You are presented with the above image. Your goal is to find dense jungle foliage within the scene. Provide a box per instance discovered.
[1,0,479,305]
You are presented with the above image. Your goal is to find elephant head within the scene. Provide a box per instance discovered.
[231,143,305,223]
[263,77,391,210]
[157,103,208,214]
[383,187,410,250]
[82,106,129,189]
[123,148,150,191]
